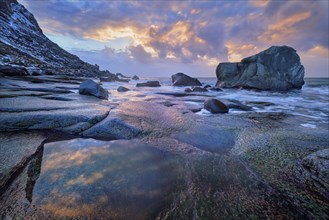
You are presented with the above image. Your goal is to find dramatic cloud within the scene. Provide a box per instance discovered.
[21,0,328,77]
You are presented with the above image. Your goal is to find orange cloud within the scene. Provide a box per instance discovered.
[225,41,259,62]
[258,11,312,43]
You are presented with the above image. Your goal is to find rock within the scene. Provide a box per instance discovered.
[171,72,202,86]
[31,71,42,76]
[136,81,161,87]
[0,131,46,194]
[209,87,223,91]
[79,79,109,99]
[117,86,130,92]
[132,75,139,80]
[0,65,28,76]
[204,98,229,113]
[184,88,192,92]
[215,46,305,91]
[204,85,211,89]
[223,100,252,111]
[301,149,329,200]
[82,115,141,140]
[192,86,208,92]
[303,148,329,185]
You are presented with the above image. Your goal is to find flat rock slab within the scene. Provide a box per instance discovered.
[173,125,236,153]
[0,131,46,192]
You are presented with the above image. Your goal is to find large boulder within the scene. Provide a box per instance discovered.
[204,98,229,113]
[136,81,161,87]
[215,46,305,91]
[171,72,202,86]
[79,79,109,99]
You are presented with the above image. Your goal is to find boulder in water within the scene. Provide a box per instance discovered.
[132,75,139,80]
[136,81,161,87]
[0,65,28,76]
[204,98,229,113]
[79,79,109,99]
[171,72,202,86]
[117,86,130,92]
[215,46,304,91]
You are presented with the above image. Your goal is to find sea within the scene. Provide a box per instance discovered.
[100,77,329,129]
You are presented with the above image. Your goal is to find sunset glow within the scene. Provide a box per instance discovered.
[22,0,328,77]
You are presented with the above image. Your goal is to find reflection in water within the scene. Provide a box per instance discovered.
[32,139,184,219]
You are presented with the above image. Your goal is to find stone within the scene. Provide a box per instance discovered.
[192,86,208,92]
[79,79,109,99]
[136,81,161,87]
[116,78,130,83]
[184,88,192,92]
[0,65,28,76]
[100,77,115,82]
[171,72,202,86]
[215,46,305,91]
[303,149,329,186]
[204,98,229,113]
[82,115,141,140]
[204,85,211,89]
[209,87,223,91]
[117,86,130,92]
[0,131,46,194]
[132,75,139,80]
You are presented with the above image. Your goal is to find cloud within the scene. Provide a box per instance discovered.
[21,0,329,77]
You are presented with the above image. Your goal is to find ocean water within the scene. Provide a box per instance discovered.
[101,77,329,129]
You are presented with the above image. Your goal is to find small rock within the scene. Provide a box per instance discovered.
[171,72,202,86]
[209,87,223,91]
[116,78,130,83]
[204,98,229,113]
[79,79,109,99]
[136,81,161,87]
[117,86,130,92]
[204,85,211,89]
[0,65,28,76]
[31,71,42,76]
[184,88,192,92]
[132,75,139,80]
[192,86,208,92]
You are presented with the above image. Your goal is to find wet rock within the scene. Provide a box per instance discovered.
[116,73,130,78]
[0,65,28,76]
[192,86,208,92]
[171,72,202,86]
[82,115,141,140]
[224,100,252,111]
[117,86,130,92]
[136,81,161,87]
[79,79,109,99]
[246,101,275,107]
[209,87,223,91]
[215,46,304,91]
[132,75,139,80]
[31,71,42,76]
[184,88,192,92]
[0,131,46,194]
[204,84,211,89]
[204,98,229,113]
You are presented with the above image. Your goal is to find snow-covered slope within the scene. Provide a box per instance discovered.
[0,0,113,77]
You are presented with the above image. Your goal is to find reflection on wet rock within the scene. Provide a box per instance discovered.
[31,139,184,219]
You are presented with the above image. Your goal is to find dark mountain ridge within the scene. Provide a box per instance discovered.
[0,0,115,78]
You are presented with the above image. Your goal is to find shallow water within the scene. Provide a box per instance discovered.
[101,77,329,129]
[31,139,184,219]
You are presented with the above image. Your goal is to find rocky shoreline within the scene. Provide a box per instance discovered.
[0,73,328,219]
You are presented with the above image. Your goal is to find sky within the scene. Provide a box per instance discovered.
[21,0,329,78]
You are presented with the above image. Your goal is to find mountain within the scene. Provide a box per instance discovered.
[0,0,114,77]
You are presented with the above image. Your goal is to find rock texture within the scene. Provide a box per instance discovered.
[0,65,28,76]
[117,86,130,92]
[79,79,109,99]
[172,72,202,86]
[0,0,116,77]
[204,98,229,113]
[215,46,305,91]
